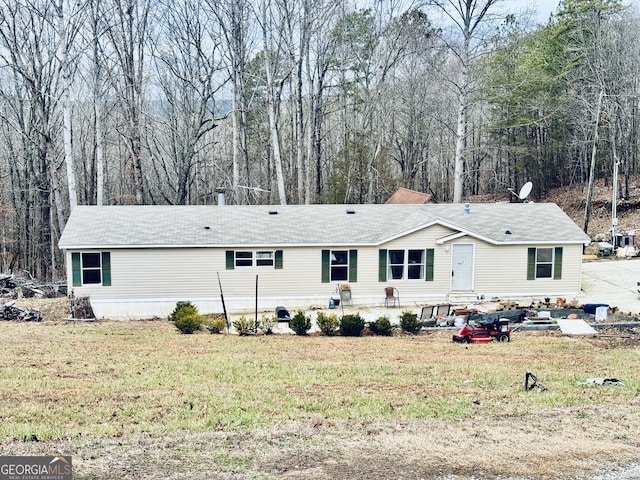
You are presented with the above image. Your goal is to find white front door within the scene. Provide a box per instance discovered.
[451,244,474,292]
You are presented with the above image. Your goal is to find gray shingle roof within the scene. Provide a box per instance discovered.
[58,203,590,249]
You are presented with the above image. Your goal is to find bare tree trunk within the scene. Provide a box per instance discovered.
[104,0,151,204]
[429,0,499,203]
[260,0,287,205]
[90,0,105,206]
[453,62,469,203]
[582,88,604,234]
[56,0,78,210]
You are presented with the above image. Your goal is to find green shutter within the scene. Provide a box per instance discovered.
[275,250,283,269]
[71,252,81,286]
[226,251,234,270]
[321,250,330,283]
[378,249,387,282]
[349,250,358,282]
[553,247,563,280]
[527,248,536,280]
[101,252,111,286]
[425,248,434,282]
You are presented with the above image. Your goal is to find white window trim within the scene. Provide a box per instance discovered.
[387,249,426,281]
[235,250,276,268]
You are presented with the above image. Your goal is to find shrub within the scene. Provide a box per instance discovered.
[289,310,312,336]
[368,316,393,336]
[202,315,227,334]
[233,315,255,336]
[169,301,198,323]
[175,313,203,334]
[316,311,339,336]
[340,313,365,337]
[258,314,277,335]
[399,310,422,334]
[171,301,203,334]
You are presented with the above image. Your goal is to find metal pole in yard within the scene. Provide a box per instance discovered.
[217,272,230,331]
[255,274,258,332]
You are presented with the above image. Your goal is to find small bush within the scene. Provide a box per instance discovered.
[175,313,203,334]
[399,310,422,334]
[316,311,339,336]
[233,315,255,336]
[368,316,393,336]
[289,310,312,336]
[202,315,227,334]
[340,313,365,337]
[169,301,198,323]
[171,301,203,334]
[258,314,277,335]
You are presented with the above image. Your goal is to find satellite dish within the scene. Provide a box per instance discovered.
[518,181,533,201]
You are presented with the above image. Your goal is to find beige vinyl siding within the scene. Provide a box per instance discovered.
[370,224,455,300]
[64,222,585,318]
[464,241,583,296]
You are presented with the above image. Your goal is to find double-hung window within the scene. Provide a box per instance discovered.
[379,248,434,282]
[71,252,111,286]
[330,250,349,281]
[321,250,358,283]
[387,249,426,280]
[527,247,563,280]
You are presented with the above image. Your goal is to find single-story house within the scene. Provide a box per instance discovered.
[58,202,591,319]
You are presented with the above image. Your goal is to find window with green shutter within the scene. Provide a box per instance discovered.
[227,250,283,268]
[323,249,357,282]
[379,248,432,281]
[528,247,563,280]
[71,251,112,286]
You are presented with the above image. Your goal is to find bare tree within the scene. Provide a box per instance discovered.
[102,0,152,204]
[426,0,501,203]
[212,0,253,205]
[148,0,225,205]
[0,0,63,279]
[256,0,290,205]
[54,0,86,211]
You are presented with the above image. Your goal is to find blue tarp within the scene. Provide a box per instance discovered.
[583,303,609,314]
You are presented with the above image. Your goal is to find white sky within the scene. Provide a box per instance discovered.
[510,0,640,24]
[507,0,561,23]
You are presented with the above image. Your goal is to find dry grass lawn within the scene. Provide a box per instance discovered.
[0,299,639,479]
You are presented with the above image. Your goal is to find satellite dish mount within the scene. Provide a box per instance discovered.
[508,181,533,202]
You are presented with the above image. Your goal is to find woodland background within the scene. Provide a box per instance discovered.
[0,0,637,281]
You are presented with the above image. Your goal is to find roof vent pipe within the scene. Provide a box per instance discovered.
[215,187,226,206]
[463,203,470,215]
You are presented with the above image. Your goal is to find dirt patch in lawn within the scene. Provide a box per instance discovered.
[2,413,639,480]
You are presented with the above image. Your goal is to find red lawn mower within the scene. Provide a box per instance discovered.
[452,317,511,344]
